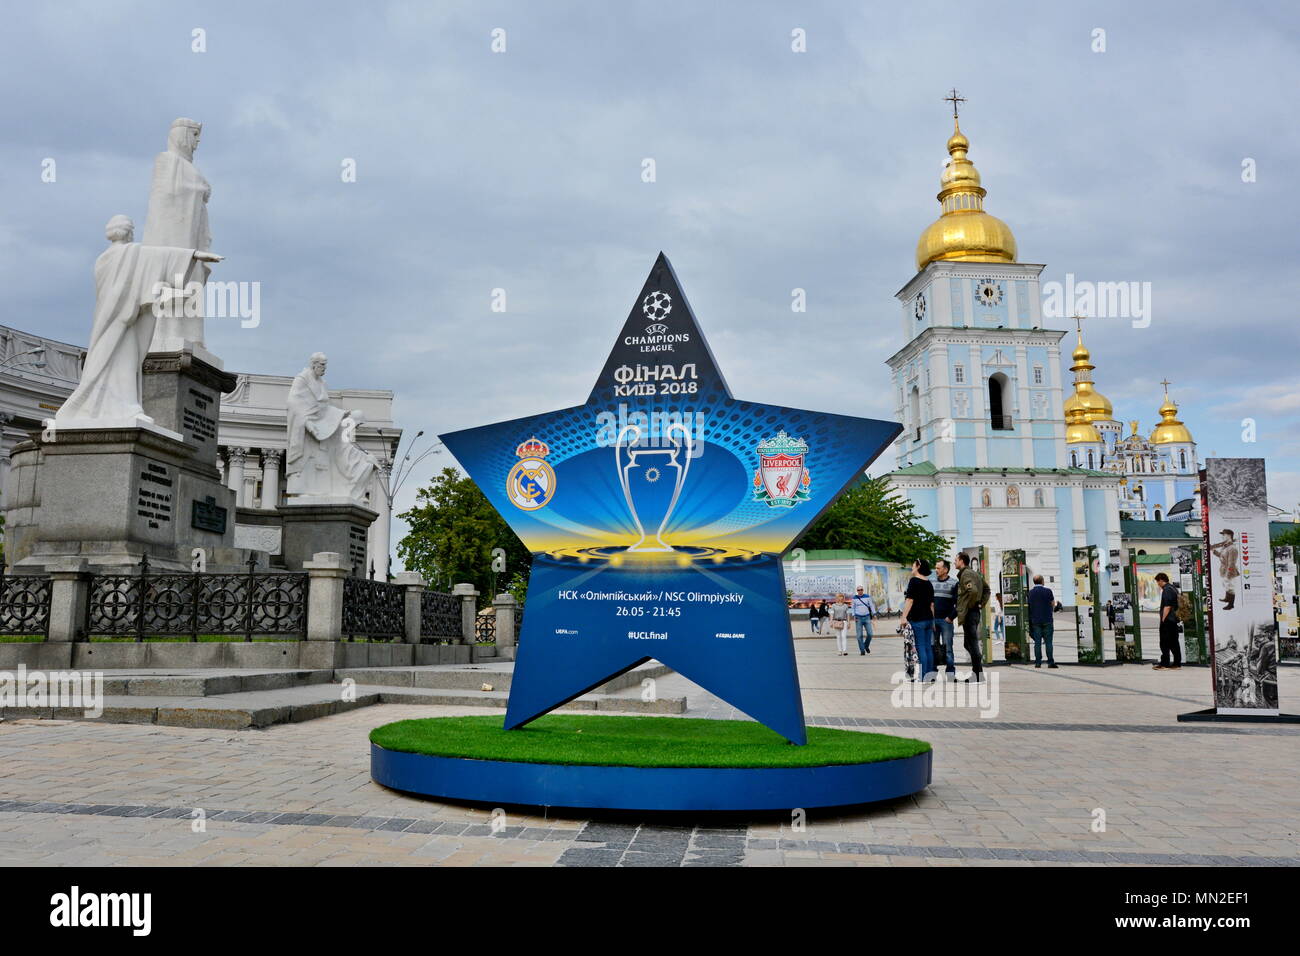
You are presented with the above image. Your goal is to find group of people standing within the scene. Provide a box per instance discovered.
[899,554,990,682]
[818,588,878,655]
[814,554,1078,679]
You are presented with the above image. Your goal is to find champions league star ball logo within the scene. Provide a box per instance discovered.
[642,290,672,323]
[753,430,811,507]
[506,437,555,511]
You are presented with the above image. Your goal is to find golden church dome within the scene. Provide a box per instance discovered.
[1151,385,1194,445]
[916,119,1018,271]
[1064,331,1114,423]
[1064,403,1101,445]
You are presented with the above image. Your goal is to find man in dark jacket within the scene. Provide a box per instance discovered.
[932,559,959,677]
[1027,574,1057,668]
[954,552,987,682]
[1154,572,1182,670]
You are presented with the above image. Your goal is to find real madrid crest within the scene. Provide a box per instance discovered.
[507,437,555,510]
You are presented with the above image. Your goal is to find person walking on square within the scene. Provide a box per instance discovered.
[829,593,852,656]
[902,559,936,681]
[1154,572,1182,670]
[1028,574,1057,668]
[817,599,829,635]
[852,585,876,655]
[932,559,959,678]
[955,552,989,682]
[808,602,820,635]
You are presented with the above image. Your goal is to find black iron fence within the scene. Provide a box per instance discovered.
[342,577,405,642]
[419,589,461,643]
[0,561,52,637]
[84,555,308,641]
[473,606,525,645]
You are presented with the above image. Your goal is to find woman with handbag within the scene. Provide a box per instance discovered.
[829,593,852,656]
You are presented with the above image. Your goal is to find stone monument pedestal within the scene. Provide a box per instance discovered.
[279,500,377,578]
[141,348,235,467]
[15,425,238,571]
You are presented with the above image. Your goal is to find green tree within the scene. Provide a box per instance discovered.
[397,468,531,599]
[793,477,949,565]
[1272,524,1300,550]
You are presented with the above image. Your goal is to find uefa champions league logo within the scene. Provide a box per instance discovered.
[642,290,672,326]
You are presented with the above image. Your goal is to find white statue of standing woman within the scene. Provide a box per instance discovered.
[144,117,213,353]
[285,353,378,503]
[54,216,222,429]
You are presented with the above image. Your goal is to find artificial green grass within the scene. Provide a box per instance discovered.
[369,715,930,769]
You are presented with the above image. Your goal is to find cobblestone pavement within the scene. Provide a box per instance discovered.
[1,636,1296,866]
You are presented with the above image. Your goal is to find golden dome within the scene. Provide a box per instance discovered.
[1064,329,1114,422]
[916,119,1018,271]
[1065,403,1101,445]
[1151,384,1194,445]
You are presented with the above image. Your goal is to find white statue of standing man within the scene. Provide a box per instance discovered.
[144,117,213,354]
[285,353,378,503]
[54,215,221,430]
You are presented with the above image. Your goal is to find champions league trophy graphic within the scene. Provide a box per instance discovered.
[615,421,691,553]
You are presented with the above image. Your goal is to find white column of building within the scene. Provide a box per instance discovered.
[368,464,393,580]
[242,451,259,508]
[1046,341,1067,466]
[1071,484,1088,546]
[968,342,988,466]
[226,447,246,496]
[261,449,282,510]
[1014,342,1033,464]
[932,340,955,468]
[0,413,14,510]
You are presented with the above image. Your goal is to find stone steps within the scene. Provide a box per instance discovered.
[358,685,685,715]
[97,668,334,697]
[332,660,672,693]
[0,684,383,730]
[0,662,684,729]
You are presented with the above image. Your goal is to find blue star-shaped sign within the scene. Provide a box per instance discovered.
[441,255,900,744]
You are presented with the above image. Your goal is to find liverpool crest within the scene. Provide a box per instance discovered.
[753,430,811,507]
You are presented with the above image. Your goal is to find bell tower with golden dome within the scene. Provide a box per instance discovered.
[884,92,1123,603]
[887,92,1070,474]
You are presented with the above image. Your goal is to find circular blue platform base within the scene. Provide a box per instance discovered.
[371,744,932,812]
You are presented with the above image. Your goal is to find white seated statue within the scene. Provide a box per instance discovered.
[54,215,221,433]
[284,353,378,504]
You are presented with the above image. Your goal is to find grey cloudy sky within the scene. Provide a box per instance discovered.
[3,0,1298,535]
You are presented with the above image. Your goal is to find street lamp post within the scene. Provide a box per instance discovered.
[0,346,47,373]
[374,428,444,579]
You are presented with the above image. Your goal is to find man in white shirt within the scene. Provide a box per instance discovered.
[852,586,876,655]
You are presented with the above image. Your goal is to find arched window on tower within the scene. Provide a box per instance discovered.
[909,386,921,442]
[1071,451,1078,467]
[1087,450,1095,469]
[1154,505,1163,521]
[1179,450,1187,470]
[988,373,1011,430]
[1033,489,1045,508]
